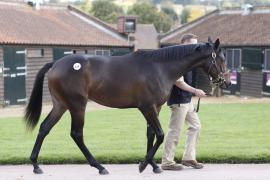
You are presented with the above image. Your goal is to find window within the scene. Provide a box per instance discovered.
[226,49,241,70]
[95,50,110,56]
[74,50,87,54]
[103,50,110,56]
[95,50,103,56]
[242,48,263,69]
[125,19,136,33]
[87,50,95,55]
[27,49,44,57]
[265,49,270,71]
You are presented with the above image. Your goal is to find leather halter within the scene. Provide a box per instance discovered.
[196,51,228,113]
[207,51,229,88]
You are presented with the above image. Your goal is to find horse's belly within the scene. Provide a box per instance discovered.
[88,90,136,108]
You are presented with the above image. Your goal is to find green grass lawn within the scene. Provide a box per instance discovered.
[0,103,270,164]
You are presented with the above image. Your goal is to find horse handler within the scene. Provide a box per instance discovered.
[161,34,206,171]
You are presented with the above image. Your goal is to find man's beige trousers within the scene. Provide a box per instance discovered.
[162,102,201,166]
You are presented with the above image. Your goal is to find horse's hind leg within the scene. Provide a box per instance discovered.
[30,102,66,174]
[69,103,109,175]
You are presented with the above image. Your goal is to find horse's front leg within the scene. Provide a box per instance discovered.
[146,124,163,173]
[139,106,164,173]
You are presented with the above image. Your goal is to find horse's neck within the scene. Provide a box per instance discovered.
[162,54,205,82]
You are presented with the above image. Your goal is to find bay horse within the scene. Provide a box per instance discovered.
[24,38,230,175]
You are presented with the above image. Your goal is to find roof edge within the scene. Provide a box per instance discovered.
[161,43,270,47]
[67,5,128,42]
[160,9,220,43]
[0,42,132,48]
[0,0,67,9]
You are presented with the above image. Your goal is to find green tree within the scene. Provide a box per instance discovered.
[128,3,173,32]
[161,6,179,21]
[174,0,195,5]
[219,0,270,8]
[79,0,92,13]
[90,0,124,23]
[181,6,191,24]
[49,0,61,3]
[154,11,173,33]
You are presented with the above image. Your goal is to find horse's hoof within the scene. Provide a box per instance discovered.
[99,168,109,175]
[153,166,163,174]
[139,161,147,173]
[33,167,43,174]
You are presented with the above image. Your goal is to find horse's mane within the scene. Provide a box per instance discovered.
[132,44,202,62]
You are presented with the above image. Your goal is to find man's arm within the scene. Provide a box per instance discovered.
[175,77,206,98]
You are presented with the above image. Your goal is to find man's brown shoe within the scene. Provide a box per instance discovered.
[161,164,183,171]
[182,160,204,169]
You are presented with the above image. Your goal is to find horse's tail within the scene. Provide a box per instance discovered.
[24,62,54,130]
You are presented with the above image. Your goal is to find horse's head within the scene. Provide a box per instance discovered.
[198,37,231,89]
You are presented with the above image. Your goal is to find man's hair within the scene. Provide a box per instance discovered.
[180,33,198,44]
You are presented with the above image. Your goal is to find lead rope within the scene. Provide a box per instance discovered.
[196,51,217,113]
[196,97,201,113]
[196,93,211,113]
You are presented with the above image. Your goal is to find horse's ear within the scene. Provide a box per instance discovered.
[208,37,213,44]
[214,38,220,50]
[195,44,201,51]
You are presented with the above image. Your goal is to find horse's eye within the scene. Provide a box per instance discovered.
[195,45,201,51]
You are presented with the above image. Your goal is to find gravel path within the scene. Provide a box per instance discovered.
[0,164,269,180]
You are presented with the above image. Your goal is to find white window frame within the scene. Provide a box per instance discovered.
[95,49,111,56]
[95,49,103,56]
[27,49,44,58]
[87,50,95,55]
[264,49,270,72]
[103,50,111,56]
[75,50,87,54]
[226,48,242,70]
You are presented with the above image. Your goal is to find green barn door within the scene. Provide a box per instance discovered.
[111,48,131,56]
[3,47,26,105]
[53,48,72,61]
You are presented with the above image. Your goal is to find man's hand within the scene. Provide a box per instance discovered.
[194,88,206,98]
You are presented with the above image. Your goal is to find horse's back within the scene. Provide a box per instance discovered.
[47,53,166,108]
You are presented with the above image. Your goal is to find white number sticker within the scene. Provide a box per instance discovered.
[73,63,81,70]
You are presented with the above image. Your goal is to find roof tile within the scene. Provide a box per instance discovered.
[161,9,267,46]
[0,2,130,47]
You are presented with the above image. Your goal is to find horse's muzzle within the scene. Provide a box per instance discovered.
[212,76,231,89]
[219,81,231,89]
